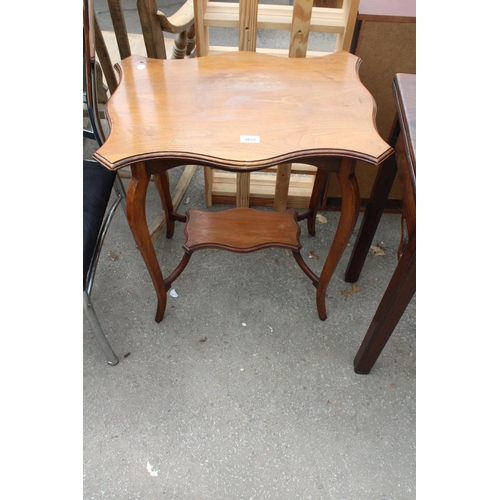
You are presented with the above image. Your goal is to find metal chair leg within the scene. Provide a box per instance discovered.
[85,173,123,297]
[83,290,119,366]
[114,174,127,215]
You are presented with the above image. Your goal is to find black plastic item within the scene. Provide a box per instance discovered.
[83,159,117,289]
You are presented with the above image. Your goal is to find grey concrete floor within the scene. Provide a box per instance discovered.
[84,2,415,498]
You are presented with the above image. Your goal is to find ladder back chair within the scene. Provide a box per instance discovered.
[193,0,360,210]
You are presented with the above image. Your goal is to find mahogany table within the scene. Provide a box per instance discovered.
[94,51,392,324]
[346,73,416,374]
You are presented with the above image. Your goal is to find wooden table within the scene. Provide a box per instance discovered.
[346,73,416,374]
[94,51,392,324]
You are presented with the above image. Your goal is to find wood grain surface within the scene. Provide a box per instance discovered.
[95,51,392,171]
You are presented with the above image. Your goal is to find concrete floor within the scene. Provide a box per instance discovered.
[84,2,416,498]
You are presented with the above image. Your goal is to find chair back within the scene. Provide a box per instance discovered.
[84,0,108,143]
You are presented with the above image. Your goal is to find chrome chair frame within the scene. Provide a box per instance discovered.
[83,0,127,365]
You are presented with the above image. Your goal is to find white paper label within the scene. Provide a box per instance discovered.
[240,135,260,144]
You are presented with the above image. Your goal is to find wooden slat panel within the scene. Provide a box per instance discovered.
[341,0,360,51]
[212,172,315,208]
[213,172,315,192]
[289,0,313,58]
[212,164,317,175]
[204,166,214,207]
[204,3,346,32]
[194,0,209,56]
[236,172,251,207]
[212,193,313,208]
[238,0,258,52]
[273,163,292,211]
[207,46,332,57]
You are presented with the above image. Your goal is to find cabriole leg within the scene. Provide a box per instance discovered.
[316,158,360,320]
[127,162,167,322]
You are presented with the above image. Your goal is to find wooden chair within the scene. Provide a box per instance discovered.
[193,0,360,210]
[138,0,196,60]
[88,0,197,243]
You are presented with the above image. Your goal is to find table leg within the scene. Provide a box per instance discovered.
[153,171,176,239]
[344,153,398,283]
[353,231,415,374]
[316,158,360,320]
[306,167,330,236]
[127,162,167,323]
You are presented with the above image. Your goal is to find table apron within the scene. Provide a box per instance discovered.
[142,155,352,176]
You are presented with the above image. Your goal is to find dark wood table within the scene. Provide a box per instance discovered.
[94,51,392,328]
[344,73,416,374]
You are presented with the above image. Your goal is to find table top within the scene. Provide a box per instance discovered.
[95,51,392,172]
[393,73,416,175]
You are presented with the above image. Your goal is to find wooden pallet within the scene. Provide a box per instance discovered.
[210,164,317,208]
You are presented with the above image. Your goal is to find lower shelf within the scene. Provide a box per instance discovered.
[163,207,320,291]
[183,207,302,253]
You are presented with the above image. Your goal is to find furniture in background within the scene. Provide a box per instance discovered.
[93,51,392,324]
[194,0,360,211]
[326,0,415,210]
[346,73,416,374]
